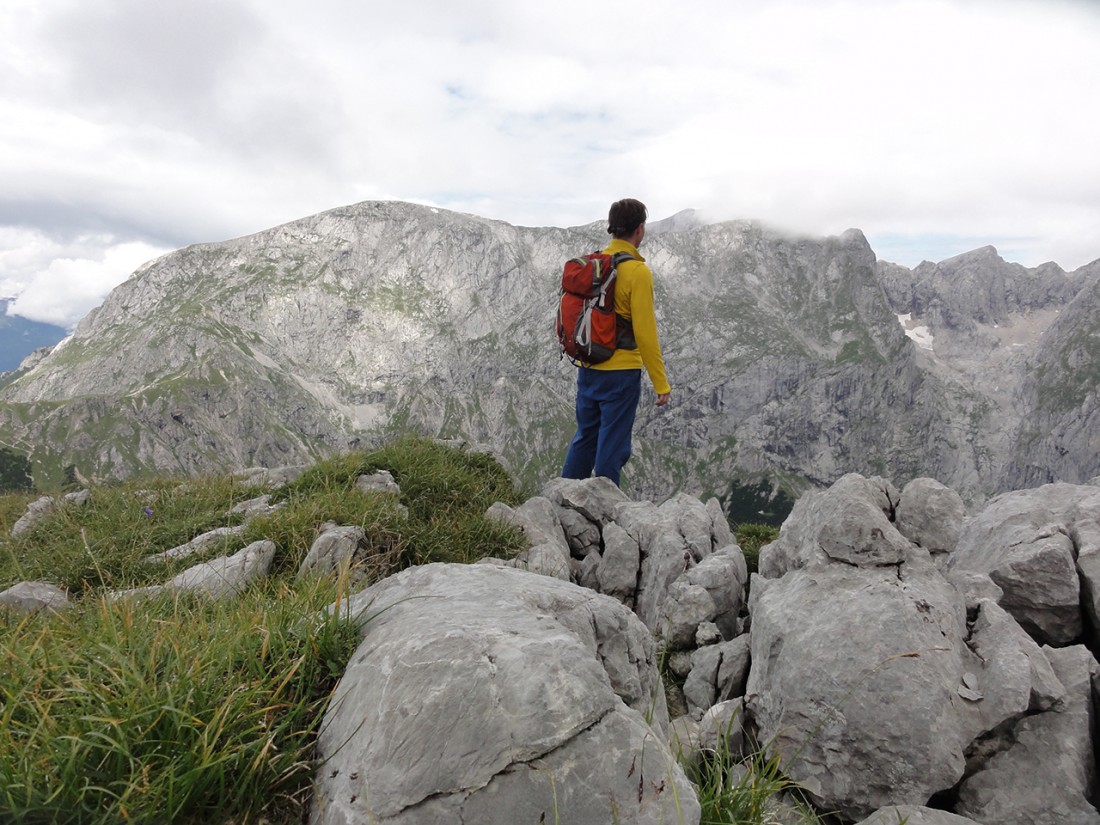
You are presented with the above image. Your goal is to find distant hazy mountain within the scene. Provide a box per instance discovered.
[0,300,67,373]
[1,201,1096,507]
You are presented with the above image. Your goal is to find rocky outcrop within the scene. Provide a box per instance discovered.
[6,464,1100,823]
[10,489,90,537]
[743,473,1100,821]
[307,471,1100,823]
[486,478,747,644]
[748,476,974,818]
[144,524,249,563]
[946,481,1100,644]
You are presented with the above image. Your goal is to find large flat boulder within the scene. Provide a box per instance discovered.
[311,563,698,825]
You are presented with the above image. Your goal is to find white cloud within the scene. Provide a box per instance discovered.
[1,230,169,327]
[1,0,1099,330]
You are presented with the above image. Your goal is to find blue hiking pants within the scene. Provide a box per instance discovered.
[561,368,642,486]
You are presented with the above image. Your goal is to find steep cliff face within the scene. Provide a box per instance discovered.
[878,246,1077,330]
[0,201,1094,504]
[1006,263,1100,488]
[876,248,1100,496]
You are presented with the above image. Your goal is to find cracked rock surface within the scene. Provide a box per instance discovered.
[746,473,1088,821]
[311,563,698,825]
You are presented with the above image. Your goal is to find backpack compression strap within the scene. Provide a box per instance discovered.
[609,251,637,349]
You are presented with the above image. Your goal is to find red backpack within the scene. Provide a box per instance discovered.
[555,251,637,365]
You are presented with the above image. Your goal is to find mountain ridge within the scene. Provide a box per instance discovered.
[1,200,1096,507]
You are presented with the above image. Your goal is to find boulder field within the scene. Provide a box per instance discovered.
[6,472,1099,823]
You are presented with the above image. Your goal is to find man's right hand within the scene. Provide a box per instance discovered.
[656,392,671,407]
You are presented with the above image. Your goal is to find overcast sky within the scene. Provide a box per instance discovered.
[2,0,1098,329]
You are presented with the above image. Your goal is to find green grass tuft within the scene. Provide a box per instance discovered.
[0,579,360,824]
[734,523,779,576]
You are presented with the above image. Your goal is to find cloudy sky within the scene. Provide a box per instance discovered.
[2,0,1098,330]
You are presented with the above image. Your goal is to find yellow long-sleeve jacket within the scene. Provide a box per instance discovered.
[592,238,671,395]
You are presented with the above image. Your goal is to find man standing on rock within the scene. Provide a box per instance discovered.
[562,198,672,486]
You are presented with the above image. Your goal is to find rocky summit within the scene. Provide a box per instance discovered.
[1,201,1097,506]
[5,456,1100,823]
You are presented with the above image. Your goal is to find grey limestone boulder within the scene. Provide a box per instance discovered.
[355,469,400,495]
[230,493,280,519]
[114,540,277,601]
[956,644,1100,825]
[557,505,601,559]
[853,806,982,825]
[595,521,641,603]
[483,496,571,580]
[540,476,631,527]
[743,472,1074,820]
[311,563,698,825]
[167,539,276,598]
[145,524,249,563]
[965,599,1065,717]
[615,493,736,632]
[1071,506,1100,636]
[746,472,1093,820]
[658,545,748,647]
[758,473,912,578]
[683,636,751,716]
[297,525,368,580]
[696,699,745,757]
[670,699,746,768]
[696,621,722,646]
[896,477,967,558]
[947,482,1100,645]
[0,581,70,614]
[11,495,58,537]
[946,569,1004,610]
[233,464,311,489]
[63,489,91,506]
[683,643,723,715]
[747,560,972,820]
[659,580,717,651]
[10,491,90,538]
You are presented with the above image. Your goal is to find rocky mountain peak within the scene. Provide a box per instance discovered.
[647,208,707,234]
[0,200,1096,506]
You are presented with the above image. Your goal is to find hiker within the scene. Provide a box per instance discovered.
[561,198,671,486]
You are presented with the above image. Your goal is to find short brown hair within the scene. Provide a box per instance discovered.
[607,198,647,238]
